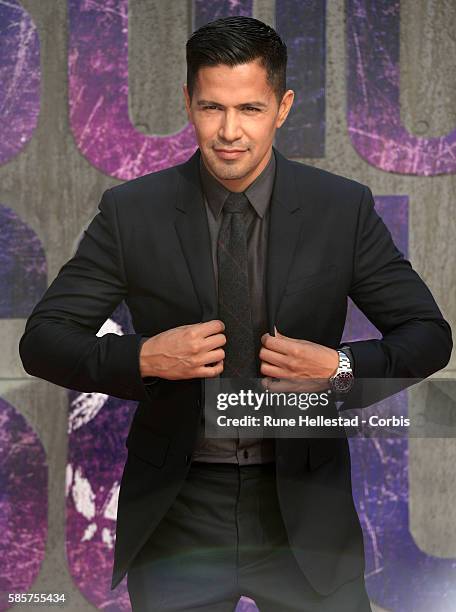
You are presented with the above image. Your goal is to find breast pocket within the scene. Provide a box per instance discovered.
[284,264,338,296]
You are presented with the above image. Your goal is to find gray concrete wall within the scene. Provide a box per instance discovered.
[1,1,455,610]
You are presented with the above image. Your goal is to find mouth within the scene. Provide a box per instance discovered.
[214,148,247,160]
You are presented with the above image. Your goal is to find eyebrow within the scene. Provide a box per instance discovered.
[196,99,268,109]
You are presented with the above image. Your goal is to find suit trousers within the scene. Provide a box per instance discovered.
[126,461,372,612]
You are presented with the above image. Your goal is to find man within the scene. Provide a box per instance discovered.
[19,16,452,612]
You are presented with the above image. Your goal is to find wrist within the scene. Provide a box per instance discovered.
[327,348,340,379]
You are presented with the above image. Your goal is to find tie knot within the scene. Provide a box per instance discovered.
[223,192,250,214]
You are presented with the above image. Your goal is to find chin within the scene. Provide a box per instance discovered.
[204,157,242,177]
[212,171,240,181]
[213,165,249,181]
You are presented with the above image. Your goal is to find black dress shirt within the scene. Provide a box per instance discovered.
[191,149,276,465]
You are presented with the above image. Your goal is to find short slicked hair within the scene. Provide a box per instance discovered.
[186,16,288,104]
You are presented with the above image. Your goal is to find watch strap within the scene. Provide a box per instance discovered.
[338,345,355,376]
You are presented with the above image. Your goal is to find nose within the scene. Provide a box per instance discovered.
[218,109,243,143]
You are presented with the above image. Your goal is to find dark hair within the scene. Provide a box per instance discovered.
[186,16,287,103]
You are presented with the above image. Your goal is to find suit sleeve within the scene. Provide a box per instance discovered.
[343,186,452,380]
[19,188,154,402]
[138,336,162,386]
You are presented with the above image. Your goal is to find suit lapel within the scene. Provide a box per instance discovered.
[174,146,309,331]
[265,147,306,334]
[174,149,218,322]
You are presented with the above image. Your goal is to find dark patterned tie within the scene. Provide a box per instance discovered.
[217,192,257,378]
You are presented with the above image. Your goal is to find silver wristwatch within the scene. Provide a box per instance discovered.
[329,348,354,394]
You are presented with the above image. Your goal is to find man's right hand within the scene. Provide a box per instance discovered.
[139,320,226,380]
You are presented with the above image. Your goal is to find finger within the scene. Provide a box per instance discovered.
[259,347,290,368]
[261,333,295,355]
[197,360,224,378]
[199,319,225,336]
[201,333,227,351]
[260,361,290,378]
[197,348,225,366]
[274,326,295,341]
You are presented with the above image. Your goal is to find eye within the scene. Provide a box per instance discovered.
[244,106,261,112]
[203,105,219,111]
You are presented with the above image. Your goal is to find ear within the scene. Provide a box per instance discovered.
[276,89,295,128]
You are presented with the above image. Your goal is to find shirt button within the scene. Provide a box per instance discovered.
[243,449,249,459]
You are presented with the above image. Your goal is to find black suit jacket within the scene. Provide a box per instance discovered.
[19,146,452,594]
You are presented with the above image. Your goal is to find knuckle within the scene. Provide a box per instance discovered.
[190,341,200,354]
[291,346,300,358]
[289,357,298,370]
[188,328,198,340]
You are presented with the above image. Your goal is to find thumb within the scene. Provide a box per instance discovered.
[274,326,298,343]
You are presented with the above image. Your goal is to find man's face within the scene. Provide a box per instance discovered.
[183,59,294,192]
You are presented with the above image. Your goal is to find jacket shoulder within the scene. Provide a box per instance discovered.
[290,159,367,201]
[107,164,179,202]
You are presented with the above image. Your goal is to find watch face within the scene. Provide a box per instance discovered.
[333,372,354,393]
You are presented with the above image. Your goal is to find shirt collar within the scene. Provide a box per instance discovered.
[199,149,276,219]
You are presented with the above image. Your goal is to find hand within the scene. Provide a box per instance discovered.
[259,327,339,392]
[139,320,226,380]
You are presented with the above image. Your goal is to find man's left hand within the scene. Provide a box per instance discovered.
[259,327,339,392]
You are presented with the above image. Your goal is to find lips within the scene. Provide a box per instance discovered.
[214,148,247,159]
